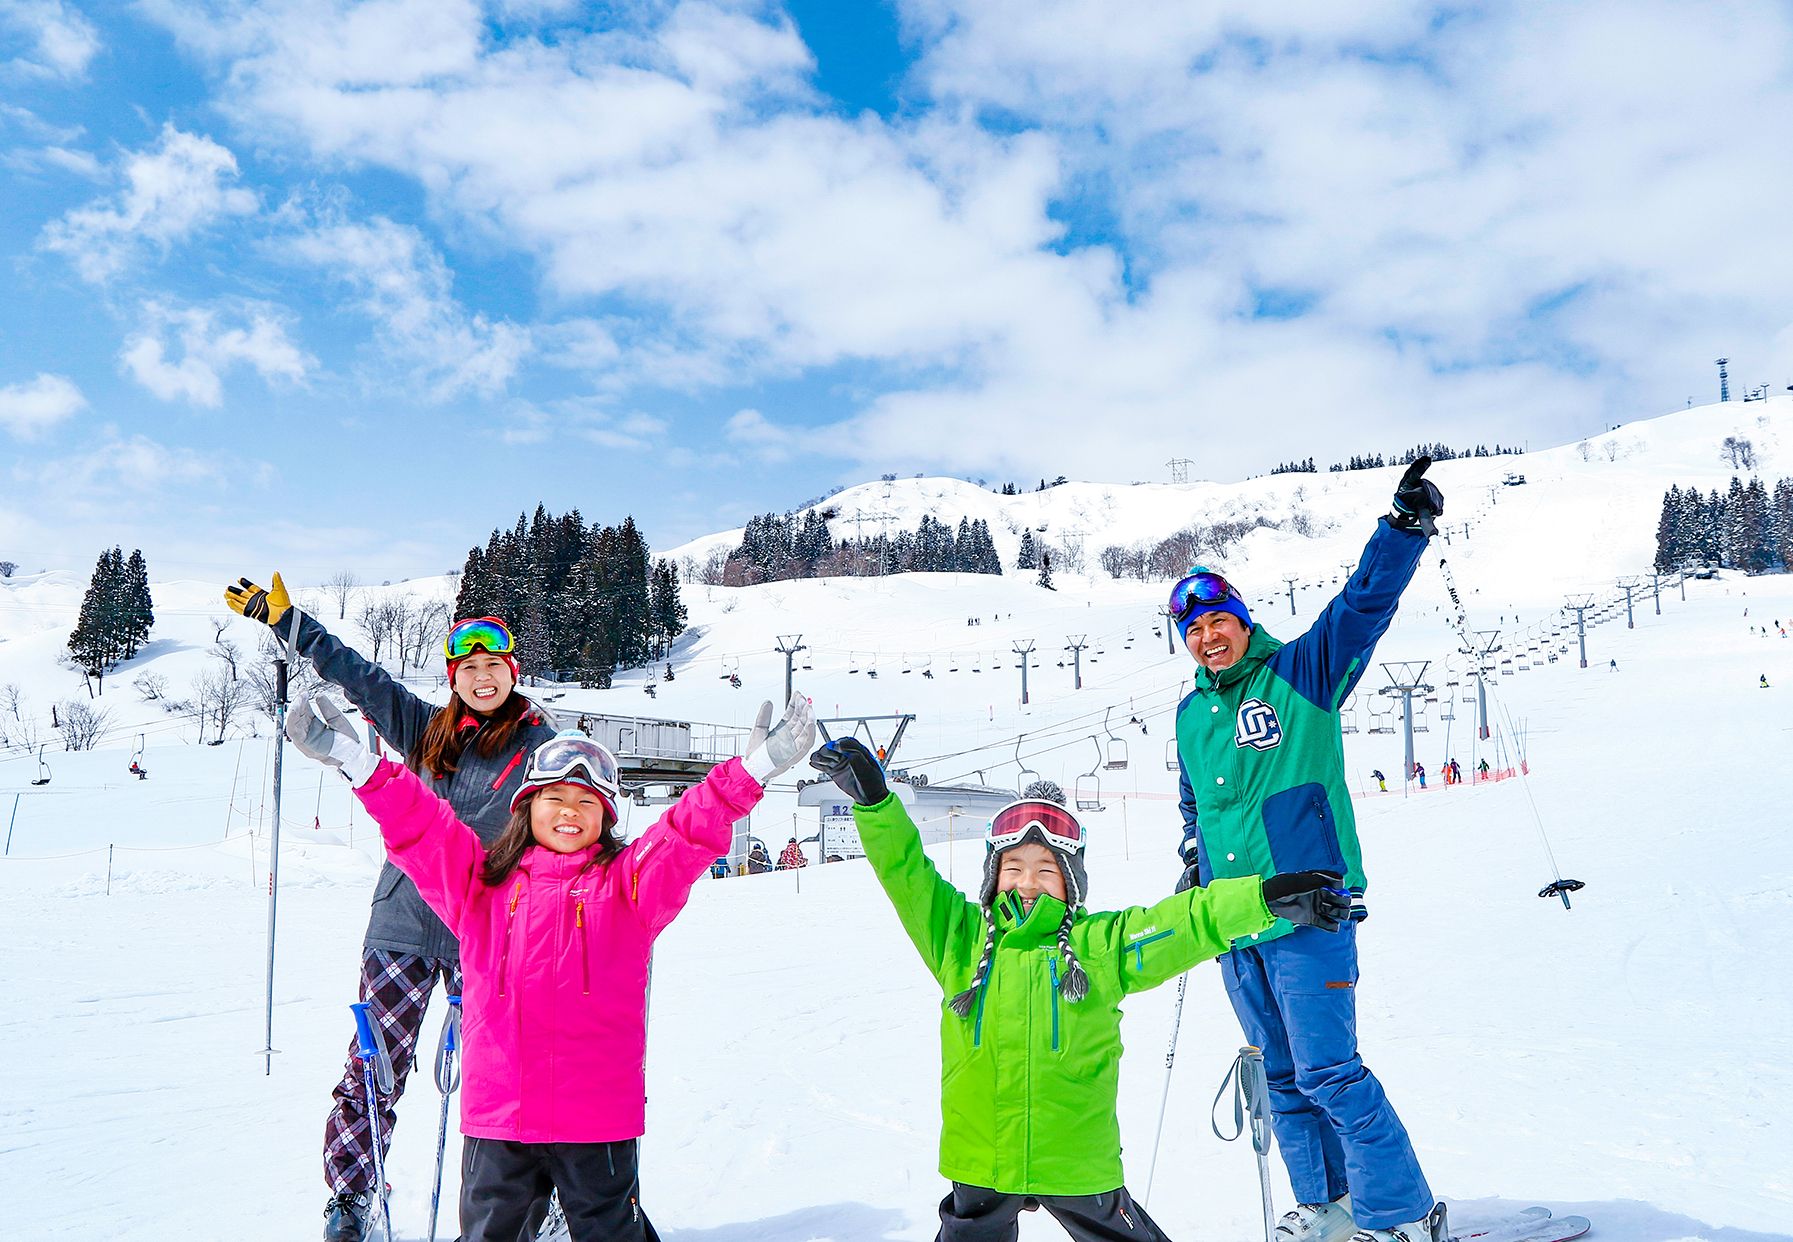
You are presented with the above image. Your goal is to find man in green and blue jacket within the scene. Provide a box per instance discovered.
[811,739,1350,1242]
[1169,460,1446,1242]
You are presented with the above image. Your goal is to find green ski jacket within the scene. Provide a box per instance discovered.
[854,793,1273,1196]
[1175,518,1427,949]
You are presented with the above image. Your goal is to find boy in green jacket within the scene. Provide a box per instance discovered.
[810,739,1350,1241]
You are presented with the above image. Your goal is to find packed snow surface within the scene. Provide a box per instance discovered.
[2,400,1789,1240]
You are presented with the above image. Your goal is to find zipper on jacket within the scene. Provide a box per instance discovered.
[490,747,526,791]
[576,898,590,995]
[1047,955,1061,1051]
[498,879,521,997]
[1128,929,1175,973]
[971,972,990,1047]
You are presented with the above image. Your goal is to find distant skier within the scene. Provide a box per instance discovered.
[1609,659,1617,671]
[1761,674,1771,689]
[1478,757,1491,779]
[746,841,773,874]
[1371,769,1387,792]
[1164,457,1448,1242]
[224,584,559,1242]
[1413,762,1427,789]
[286,692,813,1242]
[809,739,1349,1242]
[777,837,808,870]
[1449,759,1462,785]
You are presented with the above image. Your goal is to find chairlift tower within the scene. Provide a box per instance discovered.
[1166,458,1193,485]
[1565,595,1594,668]
[1378,661,1433,782]
[1158,607,1178,654]
[1467,630,1500,740]
[1012,640,1037,705]
[1616,578,1640,629]
[1064,635,1088,690]
[1283,574,1299,616]
[773,634,806,704]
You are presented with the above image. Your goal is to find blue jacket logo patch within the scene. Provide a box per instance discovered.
[1235,698,1283,751]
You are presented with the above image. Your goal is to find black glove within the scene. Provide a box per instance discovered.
[1174,863,1199,894]
[1261,870,1352,932]
[1388,456,1443,536]
[807,738,889,806]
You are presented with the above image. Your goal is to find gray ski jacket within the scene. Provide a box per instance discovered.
[295,613,559,960]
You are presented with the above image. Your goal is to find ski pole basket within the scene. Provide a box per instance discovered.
[1538,878,1586,910]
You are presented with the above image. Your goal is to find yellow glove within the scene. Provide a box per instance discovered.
[224,572,294,627]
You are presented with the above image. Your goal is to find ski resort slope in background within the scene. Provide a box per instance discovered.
[1,399,1790,1241]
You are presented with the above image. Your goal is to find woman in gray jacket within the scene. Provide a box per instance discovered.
[227,577,558,1242]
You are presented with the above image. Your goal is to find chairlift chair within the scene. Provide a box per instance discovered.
[1164,738,1178,771]
[1015,740,1042,795]
[130,733,148,779]
[1074,738,1106,812]
[31,743,51,786]
[1102,708,1129,770]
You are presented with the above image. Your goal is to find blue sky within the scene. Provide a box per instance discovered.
[3,0,1792,581]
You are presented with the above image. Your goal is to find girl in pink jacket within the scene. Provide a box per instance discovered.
[288,692,816,1242]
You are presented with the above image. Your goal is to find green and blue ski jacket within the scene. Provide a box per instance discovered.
[854,793,1273,1196]
[1175,518,1428,950]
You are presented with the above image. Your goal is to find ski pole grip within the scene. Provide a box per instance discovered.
[434,996,463,1094]
[1240,1046,1271,1155]
[352,1001,396,1095]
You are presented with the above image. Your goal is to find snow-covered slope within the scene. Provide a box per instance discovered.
[2,398,1790,1240]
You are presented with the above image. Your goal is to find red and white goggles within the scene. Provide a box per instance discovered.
[510,730,621,814]
[988,799,1085,855]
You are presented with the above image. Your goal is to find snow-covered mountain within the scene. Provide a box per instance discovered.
[2,397,1790,1240]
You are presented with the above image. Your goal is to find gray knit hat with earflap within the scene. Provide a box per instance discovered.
[948,795,1091,1017]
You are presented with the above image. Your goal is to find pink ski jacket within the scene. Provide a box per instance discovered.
[355,755,763,1143]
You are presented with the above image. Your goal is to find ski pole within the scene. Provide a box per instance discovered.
[1212,1045,1276,1242]
[261,605,303,1075]
[1141,971,1190,1207]
[352,1001,397,1242]
[427,995,463,1242]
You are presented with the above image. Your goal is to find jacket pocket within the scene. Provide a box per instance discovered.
[1261,783,1347,876]
[370,865,405,905]
[1125,929,1174,975]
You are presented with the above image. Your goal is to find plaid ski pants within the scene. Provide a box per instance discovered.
[323,949,461,1197]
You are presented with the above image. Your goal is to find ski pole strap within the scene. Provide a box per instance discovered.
[435,995,463,1094]
[1210,1050,1246,1142]
[1211,1046,1273,1153]
[351,1001,397,1096]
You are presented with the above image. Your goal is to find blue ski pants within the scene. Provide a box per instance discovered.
[1219,923,1432,1229]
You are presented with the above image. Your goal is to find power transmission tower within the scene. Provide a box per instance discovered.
[1166,458,1193,485]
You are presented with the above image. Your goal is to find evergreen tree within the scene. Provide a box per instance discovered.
[1017,530,1038,570]
[67,547,126,692]
[1772,479,1793,568]
[1037,550,1055,591]
[1653,486,1682,572]
[649,559,687,655]
[123,549,154,658]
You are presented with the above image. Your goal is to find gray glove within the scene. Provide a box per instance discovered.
[285,693,378,786]
[742,692,816,783]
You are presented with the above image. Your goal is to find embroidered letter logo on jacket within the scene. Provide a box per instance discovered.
[1235,698,1283,751]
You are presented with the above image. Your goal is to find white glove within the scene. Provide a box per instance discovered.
[742,692,816,784]
[285,693,379,787]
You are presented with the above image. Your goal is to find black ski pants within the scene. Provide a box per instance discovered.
[462,1136,660,1242]
[937,1182,1172,1242]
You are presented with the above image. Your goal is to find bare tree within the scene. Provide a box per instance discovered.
[133,671,170,702]
[0,682,23,721]
[245,630,325,722]
[358,597,407,665]
[0,560,16,577]
[326,569,361,619]
[192,666,249,743]
[59,699,114,750]
[403,598,452,673]
[212,637,242,681]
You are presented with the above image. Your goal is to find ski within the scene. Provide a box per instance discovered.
[1449,1207,1590,1242]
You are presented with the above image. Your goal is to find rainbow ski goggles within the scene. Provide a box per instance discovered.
[444,616,515,662]
[1167,570,1239,623]
[988,799,1085,855]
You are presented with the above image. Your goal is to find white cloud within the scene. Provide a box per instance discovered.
[497,396,665,449]
[137,0,1793,481]
[723,406,799,462]
[285,215,529,400]
[38,123,258,282]
[0,0,100,79]
[121,299,312,407]
[0,372,84,438]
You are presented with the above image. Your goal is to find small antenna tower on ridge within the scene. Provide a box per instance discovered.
[1717,358,1731,403]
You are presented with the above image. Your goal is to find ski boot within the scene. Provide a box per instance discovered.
[323,1190,372,1242]
[1349,1202,1448,1242]
[1276,1196,1355,1242]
